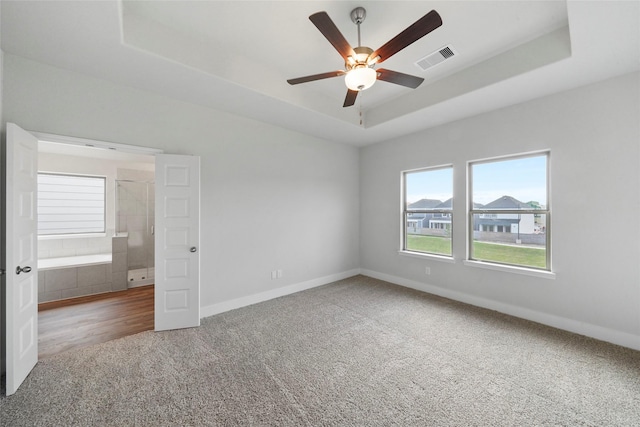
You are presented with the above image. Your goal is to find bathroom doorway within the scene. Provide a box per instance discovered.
[36,137,158,357]
[6,124,201,392]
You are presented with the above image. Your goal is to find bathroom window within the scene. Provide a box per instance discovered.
[37,173,106,235]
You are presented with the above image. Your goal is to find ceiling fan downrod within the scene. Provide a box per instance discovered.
[350,7,366,47]
[347,7,375,72]
[348,7,379,68]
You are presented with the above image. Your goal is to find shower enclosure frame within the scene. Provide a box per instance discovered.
[115,179,156,287]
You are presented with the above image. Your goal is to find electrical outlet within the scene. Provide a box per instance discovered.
[425,267,431,275]
[277,270,283,278]
[271,270,277,280]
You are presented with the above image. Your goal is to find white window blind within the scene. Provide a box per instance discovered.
[38,173,106,235]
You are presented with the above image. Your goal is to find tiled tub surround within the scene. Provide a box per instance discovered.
[38,233,114,259]
[37,234,129,303]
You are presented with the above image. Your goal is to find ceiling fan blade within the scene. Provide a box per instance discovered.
[370,10,442,64]
[287,71,345,85]
[376,69,424,89]
[309,11,355,60]
[343,89,358,107]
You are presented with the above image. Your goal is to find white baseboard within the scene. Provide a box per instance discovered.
[200,269,361,319]
[361,269,640,351]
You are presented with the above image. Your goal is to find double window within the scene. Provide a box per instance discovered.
[38,173,106,236]
[401,151,551,272]
[402,166,453,257]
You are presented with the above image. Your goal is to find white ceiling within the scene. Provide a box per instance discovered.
[2,1,639,147]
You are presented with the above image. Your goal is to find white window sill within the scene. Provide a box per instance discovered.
[398,250,456,263]
[38,233,107,240]
[463,260,556,279]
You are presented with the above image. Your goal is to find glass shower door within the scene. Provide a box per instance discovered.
[116,180,155,287]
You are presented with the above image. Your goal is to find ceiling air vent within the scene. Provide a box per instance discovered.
[415,45,457,71]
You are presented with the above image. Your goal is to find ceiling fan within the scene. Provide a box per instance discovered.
[287,7,442,107]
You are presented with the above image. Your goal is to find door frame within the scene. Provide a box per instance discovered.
[30,131,165,320]
[30,132,164,156]
[3,129,201,387]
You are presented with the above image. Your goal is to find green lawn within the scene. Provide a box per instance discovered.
[472,241,546,269]
[406,234,546,269]
[406,235,452,256]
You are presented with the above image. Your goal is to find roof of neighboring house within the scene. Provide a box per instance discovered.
[408,199,442,209]
[435,198,452,209]
[482,195,531,209]
[430,198,484,209]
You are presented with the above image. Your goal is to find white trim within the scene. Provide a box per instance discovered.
[467,148,552,166]
[31,131,163,155]
[463,259,555,279]
[398,250,456,263]
[360,269,640,351]
[200,269,361,318]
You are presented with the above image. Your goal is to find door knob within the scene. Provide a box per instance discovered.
[190,247,197,253]
[16,266,32,275]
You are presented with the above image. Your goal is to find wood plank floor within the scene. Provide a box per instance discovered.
[38,285,154,359]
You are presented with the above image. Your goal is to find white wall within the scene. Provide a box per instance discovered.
[3,54,360,310]
[360,71,640,349]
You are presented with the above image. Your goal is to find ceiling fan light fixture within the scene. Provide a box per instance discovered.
[345,66,376,91]
[367,55,381,66]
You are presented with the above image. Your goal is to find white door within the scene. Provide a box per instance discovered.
[154,154,200,331]
[5,123,39,395]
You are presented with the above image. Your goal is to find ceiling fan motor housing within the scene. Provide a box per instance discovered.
[346,46,375,71]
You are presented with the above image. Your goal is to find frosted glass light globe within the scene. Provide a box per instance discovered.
[345,67,376,91]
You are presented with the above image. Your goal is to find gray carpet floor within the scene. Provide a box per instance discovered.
[2,275,639,426]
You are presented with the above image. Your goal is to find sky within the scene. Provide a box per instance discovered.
[406,155,547,206]
[406,166,452,204]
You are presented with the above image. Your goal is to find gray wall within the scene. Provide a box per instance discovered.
[360,71,640,348]
[3,52,639,350]
[0,3,5,372]
[3,54,361,311]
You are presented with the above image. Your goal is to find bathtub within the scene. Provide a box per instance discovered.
[37,253,129,303]
[38,253,112,271]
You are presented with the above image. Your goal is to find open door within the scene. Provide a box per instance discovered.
[154,154,200,331]
[5,123,39,395]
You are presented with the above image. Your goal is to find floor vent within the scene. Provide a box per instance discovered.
[415,45,457,71]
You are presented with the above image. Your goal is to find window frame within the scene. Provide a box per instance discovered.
[467,151,551,271]
[37,172,107,237]
[401,164,454,259]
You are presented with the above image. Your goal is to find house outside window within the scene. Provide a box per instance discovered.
[402,165,453,257]
[38,173,107,236]
[469,152,550,270]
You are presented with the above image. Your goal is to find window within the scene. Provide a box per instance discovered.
[402,166,453,256]
[469,152,549,270]
[38,173,106,236]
